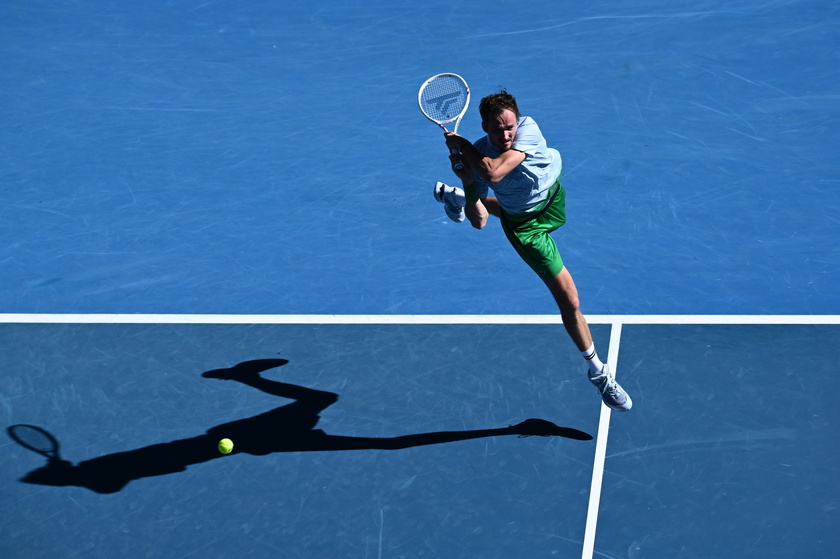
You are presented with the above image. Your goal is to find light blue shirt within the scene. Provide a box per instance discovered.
[472,116,562,214]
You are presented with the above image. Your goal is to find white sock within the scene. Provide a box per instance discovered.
[581,344,605,376]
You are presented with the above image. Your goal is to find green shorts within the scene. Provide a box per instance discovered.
[500,180,567,279]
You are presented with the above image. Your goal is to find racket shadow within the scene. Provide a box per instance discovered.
[11,359,592,494]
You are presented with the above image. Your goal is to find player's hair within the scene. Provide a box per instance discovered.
[479,89,521,123]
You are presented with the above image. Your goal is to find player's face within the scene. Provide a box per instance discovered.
[483,109,518,152]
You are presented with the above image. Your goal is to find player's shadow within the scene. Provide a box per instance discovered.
[13,359,592,494]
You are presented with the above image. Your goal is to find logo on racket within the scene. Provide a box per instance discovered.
[426,91,463,117]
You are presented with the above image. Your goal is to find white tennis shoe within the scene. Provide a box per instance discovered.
[434,181,465,223]
[588,365,632,411]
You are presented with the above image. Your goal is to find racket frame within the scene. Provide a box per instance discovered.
[418,73,470,169]
[7,424,61,461]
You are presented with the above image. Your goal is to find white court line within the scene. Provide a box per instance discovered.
[581,322,623,559]
[1,314,839,324]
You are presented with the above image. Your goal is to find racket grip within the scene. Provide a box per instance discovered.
[450,147,464,170]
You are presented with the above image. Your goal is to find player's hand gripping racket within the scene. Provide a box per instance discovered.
[418,73,470,169]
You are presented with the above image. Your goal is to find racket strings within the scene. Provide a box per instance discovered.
[420,77,468,122]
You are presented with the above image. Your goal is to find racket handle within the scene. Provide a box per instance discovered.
[450,147,464,170]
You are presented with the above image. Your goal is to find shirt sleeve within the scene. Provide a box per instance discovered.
[512,116,545,156]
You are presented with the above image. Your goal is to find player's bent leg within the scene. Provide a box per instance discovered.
[543,267,592,352]
[543,268,632,411]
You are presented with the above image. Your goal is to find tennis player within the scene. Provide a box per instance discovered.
[436,89,632,411]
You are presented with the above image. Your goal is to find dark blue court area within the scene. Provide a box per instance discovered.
[2,0,839,557]
[1,319,838,558]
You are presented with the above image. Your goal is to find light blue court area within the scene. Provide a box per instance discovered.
[2,1,839,316]
[1,316,838,558]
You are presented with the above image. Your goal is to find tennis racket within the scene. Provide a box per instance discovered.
[8,424,62,462]
[418,73,470,169]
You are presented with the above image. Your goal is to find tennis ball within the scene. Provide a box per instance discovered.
[218,438,234,455]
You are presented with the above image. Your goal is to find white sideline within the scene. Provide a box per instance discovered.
[581,322,623,559]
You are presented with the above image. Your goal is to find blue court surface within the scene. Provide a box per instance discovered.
[2,1,839,558]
